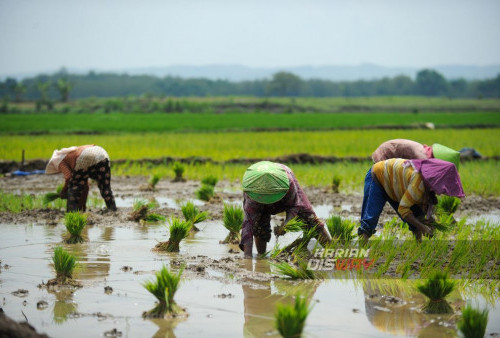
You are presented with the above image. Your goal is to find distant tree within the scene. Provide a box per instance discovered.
[36,81,51,102]
[13,82,27,102]
[416,69,448,96]
[56,78,73,102]
[449,78,467,98]
[266,72,303,97]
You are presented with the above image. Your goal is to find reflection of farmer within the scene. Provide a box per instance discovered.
[358,158,464,241]
[239,161,332,257]
[45,145,116,212]
[372,139,460,168]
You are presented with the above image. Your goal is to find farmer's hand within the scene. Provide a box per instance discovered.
[274,223,286,237]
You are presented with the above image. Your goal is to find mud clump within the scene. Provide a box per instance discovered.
[0,309,50,338]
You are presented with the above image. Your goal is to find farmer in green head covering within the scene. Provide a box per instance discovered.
[372,139,460,169]
[240,161,332,257]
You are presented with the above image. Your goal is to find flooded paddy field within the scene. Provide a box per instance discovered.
[1,174,500,337]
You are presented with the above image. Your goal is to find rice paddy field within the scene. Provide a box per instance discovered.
[1,96,500,337]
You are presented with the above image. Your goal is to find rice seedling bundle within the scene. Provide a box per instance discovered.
[52,246,77,283]
[129,198,161,222]
[275,293,311,338]
[331,175,341,193]
[326,215,356,243]
[148,174,161,191]
[201,175,218,187]
[64,211,87,244]
[417,271,456,314]
[221,203,243,244]
[196,184,214,201]
[172,162,185,182]
[181,201,208,231]
[271,260,319,280]
[437,195,461,215]
[155,217,191,252]
[457,304,489,338]
[143,265,184,318]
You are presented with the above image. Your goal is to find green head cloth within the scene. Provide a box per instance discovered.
[432,143,460,169]
[242,161,290,204]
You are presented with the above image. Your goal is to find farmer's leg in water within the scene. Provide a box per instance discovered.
[67,172,87,212]
[89,159,116,211]
[358,168,388,239]
[252,213,272,255]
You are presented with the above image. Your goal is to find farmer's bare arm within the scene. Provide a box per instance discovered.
[404,213,433,237]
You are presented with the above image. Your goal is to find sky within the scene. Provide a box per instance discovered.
[1,0,500,75]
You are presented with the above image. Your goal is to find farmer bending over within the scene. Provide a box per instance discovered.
[358,158,464,241]
[372,139,460,168]
[239,161,332,257]
[45,145,117,212]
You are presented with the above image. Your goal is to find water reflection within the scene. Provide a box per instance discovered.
[361,280,464,336]
[242,259,320,337]
[50,289,78,325]
[148,318,185,338]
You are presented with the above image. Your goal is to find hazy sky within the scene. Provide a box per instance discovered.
[1,0,499,74]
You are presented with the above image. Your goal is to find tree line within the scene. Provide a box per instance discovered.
[0,68,499,102]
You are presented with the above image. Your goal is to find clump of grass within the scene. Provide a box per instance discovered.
[64,211,87,244]
[271,260,320,280]
[172,162,185,182]
[143,265,185,318]
[129,199,164,223]
[331,175,341,193]
[181,201,208,232]
[52,246,76,283]
[220,203,243,244]
[148,174,161,191]
[155,217,192,252]
[417,271,456,314]
[437,195,461,215]
[457,304,489,338]
[326,215,356,243]
[201,175,218,187]
[196,184,214,202]
[275,293,311,338]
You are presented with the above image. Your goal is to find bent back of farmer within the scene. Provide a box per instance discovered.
[372,139,460,168]
[240,161,331,257]
[45,145,117,212]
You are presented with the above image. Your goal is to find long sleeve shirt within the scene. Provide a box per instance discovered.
[372,158,426,219]
[240,164,324,250]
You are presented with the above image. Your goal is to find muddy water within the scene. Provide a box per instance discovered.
[1,221,500,338]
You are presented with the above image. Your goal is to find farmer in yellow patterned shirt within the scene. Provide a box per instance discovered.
[358,158,464,241]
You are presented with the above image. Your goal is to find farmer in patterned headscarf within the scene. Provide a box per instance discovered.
[372,139,460,168]
[358,158,464,241]
[45,145,117,212]
[240,161,332,257]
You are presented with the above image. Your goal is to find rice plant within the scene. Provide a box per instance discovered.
[331,175,341,193]
[275,293,311,338]
[43,184,64,205]
[129,198,163,222]
[145,213,166,222]
[326,215,356,243]
[221,203,243,244]
[201,175,218,187]
[155,217,191,252]
[64,211,87,244]
[51,246,77,284]
[271,260,320,280]
[457,304,489,338]
[196,184,214,202]
[172,161,185,182]
[148,174,161,191]
[417,271,456,314]
[437,195,461,215]
[143,265,184,318]
[180,201,208,231]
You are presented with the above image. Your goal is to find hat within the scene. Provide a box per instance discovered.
[242,161,290,204]
[432,144,460,169]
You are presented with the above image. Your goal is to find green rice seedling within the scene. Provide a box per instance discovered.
[196,184,214,201]
[275,293,311,338]
[148,174,161,191]
[64,211,87,244]
[155,217,191,252]
[331,174,341,193]
[201,175,218,187]
[145,213,166,223]
[417,271,456,314]
[143,265,184,318]
[326,215,356,244]
[271,260,320,280]
[43,184,64,205]
[129,198,158,222]
[181,201,208,232]
[458,304,489,338]
[172,161,185,182]
[221,203,243,244]
[51,246,77,284]
[437,195,461,215]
